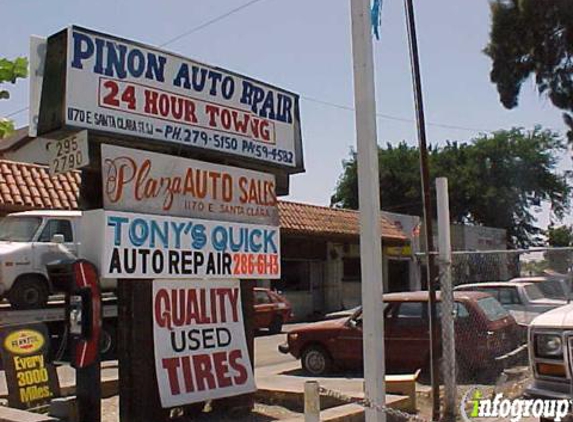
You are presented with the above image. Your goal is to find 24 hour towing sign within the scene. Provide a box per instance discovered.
[80,209,280,279]
[59,26,303,171]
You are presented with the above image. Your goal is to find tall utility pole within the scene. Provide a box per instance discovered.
[349,1,386,422]
[403,0,440,420]
[437,177,457,422]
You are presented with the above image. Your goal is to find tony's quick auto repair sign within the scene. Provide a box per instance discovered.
[54,26,303,171]
[80,209,280,279]
[153,279,255,407]
[101,144,278,225]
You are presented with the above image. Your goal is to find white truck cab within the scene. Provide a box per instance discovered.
[0,210,114,309]
[526,303,573,401]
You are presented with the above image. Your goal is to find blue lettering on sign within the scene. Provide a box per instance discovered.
[210,226,278,253]
[212,226,228,252]
[71,30,166,82]
[169,222,186,248]
[150,221,169,248]
[129,218,149,247]
[107,216,129,246]
[239,80,293,124]
[191,224,207,249]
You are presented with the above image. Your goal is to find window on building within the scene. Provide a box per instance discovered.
[38,219,73,242]
[277,260,311,291]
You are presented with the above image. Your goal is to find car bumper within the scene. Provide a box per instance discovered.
[278,343,289,354]
[494,343,528,365]
[524,379,573,400]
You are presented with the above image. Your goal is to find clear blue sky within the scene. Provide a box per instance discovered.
[0,0,570,227]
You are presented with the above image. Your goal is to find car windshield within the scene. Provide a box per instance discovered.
[523,284,546,301]
[535,280,566,300]
[477,296,509,321]
[0,217,42,242]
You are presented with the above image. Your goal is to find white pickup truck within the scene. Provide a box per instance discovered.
[526,303,573,401]
[0,210,115,309]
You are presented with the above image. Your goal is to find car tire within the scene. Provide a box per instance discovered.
[302,345,332,376]
[8,276,49,310]
[269,316,283,334]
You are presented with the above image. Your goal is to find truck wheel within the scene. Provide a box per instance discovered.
[269,316,283,334]
[100,325,117,361]
[302,345,332,376]
[8,276,49,310]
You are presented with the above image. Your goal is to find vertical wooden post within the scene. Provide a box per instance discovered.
[118,280,169,422]
[211,279,255,416]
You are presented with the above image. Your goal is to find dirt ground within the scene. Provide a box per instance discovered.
[101,397,302,422]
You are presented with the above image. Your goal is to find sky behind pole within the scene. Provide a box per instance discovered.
[0,0,570,227]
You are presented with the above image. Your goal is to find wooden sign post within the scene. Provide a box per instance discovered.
[35,25,304,422]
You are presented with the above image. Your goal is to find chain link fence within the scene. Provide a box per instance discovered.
[437,247,573,420]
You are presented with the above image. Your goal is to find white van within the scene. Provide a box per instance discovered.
[0,210,114,309]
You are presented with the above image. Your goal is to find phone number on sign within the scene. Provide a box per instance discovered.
[163,124,295,165]
[233,253,279,276]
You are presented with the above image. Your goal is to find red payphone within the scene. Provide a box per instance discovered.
[48,258,101,422]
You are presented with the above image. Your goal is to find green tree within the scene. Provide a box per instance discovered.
[545,225,573,273]
[547,225,573,247]
[0,57,28,138]
[331,127,571,247]
[484,0,573,140]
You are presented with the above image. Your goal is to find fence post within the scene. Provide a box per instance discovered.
[304,381,320,422]
[436,177,456,422]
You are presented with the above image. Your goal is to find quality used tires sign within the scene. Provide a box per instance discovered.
[153,279,255,407]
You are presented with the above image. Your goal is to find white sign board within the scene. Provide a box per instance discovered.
[153,279,255,407]
[80,209,280,279]
[101,144,278,225]
[48,130,89,175]
[29,36,47,138]
[63,26,303,171]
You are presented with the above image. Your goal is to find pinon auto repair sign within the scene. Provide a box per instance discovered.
[38,26,303,173]
[0,324,60,409]
[101,144,278,225]
[153,279,255,407]
[80,209,280,279]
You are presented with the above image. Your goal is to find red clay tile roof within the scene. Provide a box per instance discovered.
[0,159,406,242]
[278,201,406,242]
[0,159,80,212]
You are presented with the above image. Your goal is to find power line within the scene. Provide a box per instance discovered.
[3,0,492,136]
[159,0,268,47]
[3,0,269,119]
[301,95,492,133]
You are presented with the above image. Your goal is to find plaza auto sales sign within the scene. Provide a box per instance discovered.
[102,144,278,225]
[153,279,255,407]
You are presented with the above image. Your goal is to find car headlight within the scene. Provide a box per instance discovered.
[288,333,298,342]
[535,334,563,358]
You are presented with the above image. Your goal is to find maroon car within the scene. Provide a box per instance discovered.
[254,287,293,334]
[279,291,522,376]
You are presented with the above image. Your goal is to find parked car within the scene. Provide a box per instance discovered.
[279,291,522,377]
[254,287,293,334]
[509,276,572,302]
[526,302,573,401]
[323,306,360,320]
[454,281,567,326]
